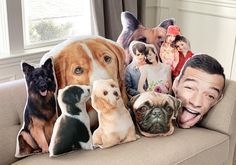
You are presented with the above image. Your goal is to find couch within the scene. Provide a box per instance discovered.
[0,78,236,165]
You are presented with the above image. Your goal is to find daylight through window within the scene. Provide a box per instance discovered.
[22,0,92,48]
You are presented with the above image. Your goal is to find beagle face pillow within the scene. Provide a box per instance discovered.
[130,91,182,137]
[40,36,126,97]
[40,35,127,128]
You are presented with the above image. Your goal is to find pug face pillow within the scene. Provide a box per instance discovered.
[130,91,182,137]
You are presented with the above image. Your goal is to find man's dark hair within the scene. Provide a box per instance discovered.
[179,54,225,89]
[132,43,147,55]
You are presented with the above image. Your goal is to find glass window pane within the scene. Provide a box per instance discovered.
[22,0,91,48]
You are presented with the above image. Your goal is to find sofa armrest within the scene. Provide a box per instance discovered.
[0,79,26,164]
[199,79,236,165]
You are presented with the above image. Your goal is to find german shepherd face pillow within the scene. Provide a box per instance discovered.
[130,91,182,137]
[15,58,57,158]
[117,11,174,65]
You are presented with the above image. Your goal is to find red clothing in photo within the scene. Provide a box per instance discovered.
[172,51,193,78]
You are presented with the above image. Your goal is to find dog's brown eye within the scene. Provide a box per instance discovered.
[164,102,172,111]
[141,106,148,111]
[137,37,146,43]
[104,55,112,64]
[74,66,84,75]
[157,36,163,40]
[103,91,108,96]
[166,106,172,111]
[111,84,115,88]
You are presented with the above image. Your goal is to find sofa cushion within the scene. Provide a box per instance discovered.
[13,127,229,165]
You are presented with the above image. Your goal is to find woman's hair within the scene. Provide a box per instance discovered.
[145,46,159,64]
[172,35,191,49]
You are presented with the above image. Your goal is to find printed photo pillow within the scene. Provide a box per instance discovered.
[15,58,58,158]
[49,85,93,157]
[130,91,181,137]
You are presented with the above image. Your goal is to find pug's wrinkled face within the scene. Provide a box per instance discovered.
[130,92,181,136]
[135,101,173,134]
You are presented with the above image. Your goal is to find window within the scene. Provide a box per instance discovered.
[22,0,92,48]
[0,0,92,56]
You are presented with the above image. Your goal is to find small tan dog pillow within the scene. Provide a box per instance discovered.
[130,91,182,137]
[91,79,139,149]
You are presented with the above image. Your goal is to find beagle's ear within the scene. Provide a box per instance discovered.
[54,52,67,89]
[110,44,128,106]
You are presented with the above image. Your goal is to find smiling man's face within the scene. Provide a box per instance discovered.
[173,67,224,128]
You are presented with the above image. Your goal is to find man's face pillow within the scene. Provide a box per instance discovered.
[173,66,224,128]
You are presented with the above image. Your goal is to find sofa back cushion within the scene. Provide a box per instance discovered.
[199,79,236,165]
[199,80,236,134]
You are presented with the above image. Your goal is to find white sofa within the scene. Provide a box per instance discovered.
[1,79,236,165]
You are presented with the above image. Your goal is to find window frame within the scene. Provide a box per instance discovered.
[0,0,92,57]
[0,0,10,55]
[6,0,25,54]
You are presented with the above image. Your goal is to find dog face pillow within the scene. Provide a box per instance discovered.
[117,11,174,65]
[15,58,57,158]
[40,36,127,128]
[130,91,181,137]
[91,79,138,149]
[49,85,93,157]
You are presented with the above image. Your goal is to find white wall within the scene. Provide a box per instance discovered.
[0,51,45,83]
[145,0,236,80]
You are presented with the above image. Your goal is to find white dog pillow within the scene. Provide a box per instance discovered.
[91,79,139,149]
